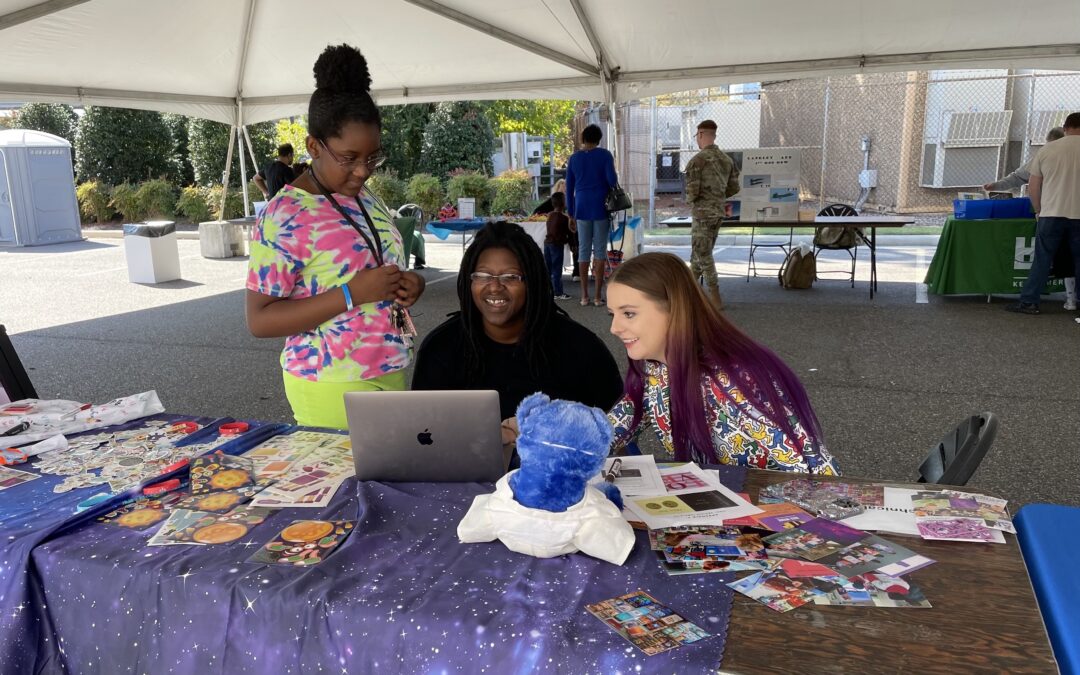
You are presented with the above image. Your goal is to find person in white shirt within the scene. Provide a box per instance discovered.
[1007,113,1080,314]
[985,127,1075,310]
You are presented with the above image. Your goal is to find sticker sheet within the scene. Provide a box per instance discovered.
[247,520,355,566]
[97,492,183,529]
[586,590,710,655]
[912,490,1013,538]
[0,466,40,490]
[147,509,211,546]
[189,454,257,495]
[159,506,272,545]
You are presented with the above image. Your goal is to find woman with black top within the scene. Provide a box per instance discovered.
[412,221,622,429]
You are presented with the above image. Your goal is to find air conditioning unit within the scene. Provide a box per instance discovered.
[1028,110,1069,146]
[920,110,1012,188]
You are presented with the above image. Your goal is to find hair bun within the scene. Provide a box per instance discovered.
[313,44,372,93]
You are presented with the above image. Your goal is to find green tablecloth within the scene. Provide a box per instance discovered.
[924,217,1064,295]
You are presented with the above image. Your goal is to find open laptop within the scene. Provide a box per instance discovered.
[344,390,507,482]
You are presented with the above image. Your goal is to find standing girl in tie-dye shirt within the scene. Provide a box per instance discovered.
[246,44,426,428]
[604,253,838,474]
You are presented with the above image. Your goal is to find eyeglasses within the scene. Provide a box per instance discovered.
[318,139,387,172]
[470,272,524,286]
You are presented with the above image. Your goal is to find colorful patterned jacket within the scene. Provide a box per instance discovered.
[607,360,840,475]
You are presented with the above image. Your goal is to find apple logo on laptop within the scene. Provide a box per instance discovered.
[417,429,433,446]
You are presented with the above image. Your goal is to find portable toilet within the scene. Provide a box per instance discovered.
[0,129,82,247]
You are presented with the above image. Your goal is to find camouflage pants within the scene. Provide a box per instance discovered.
[690,216,723,290]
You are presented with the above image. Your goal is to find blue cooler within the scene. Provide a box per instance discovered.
[953,199,993,220]
[990,197,1034,219]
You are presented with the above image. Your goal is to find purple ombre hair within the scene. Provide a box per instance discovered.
[610,252,824,463]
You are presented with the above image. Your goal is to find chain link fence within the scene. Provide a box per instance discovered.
[602,70,1080,227]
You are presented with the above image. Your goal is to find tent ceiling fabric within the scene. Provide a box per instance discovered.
[0,0,1077,125]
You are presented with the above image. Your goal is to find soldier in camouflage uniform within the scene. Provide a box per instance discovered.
[685,119,740,309]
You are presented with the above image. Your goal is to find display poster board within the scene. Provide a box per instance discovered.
[725,148,802,222]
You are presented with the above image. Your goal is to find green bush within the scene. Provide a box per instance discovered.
[419,101,496,178]
[205,184,251,220]
[176,186,213,223]
[75,107,178,185]
[15,103,78,145]
[135,179,177,219]
[366,170,408,210]
[446,170,493,215]
[405,173,444,222]
[188,118,276,187]
[489,169,533,216]
[75,181,114,223]
[110,183,143,222]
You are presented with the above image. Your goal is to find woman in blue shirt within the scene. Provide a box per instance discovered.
[565,124,617,307]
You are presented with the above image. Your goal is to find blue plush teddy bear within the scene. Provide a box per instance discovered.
[509,393,623,511]
[457,393,635,565]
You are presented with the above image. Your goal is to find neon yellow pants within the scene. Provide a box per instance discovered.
[282,370,407,429]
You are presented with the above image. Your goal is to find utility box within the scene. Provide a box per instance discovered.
[199,220,245,258]
[123,221,181,283]
[0,129,82,247]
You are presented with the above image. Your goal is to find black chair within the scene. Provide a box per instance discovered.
[0,324,37,402]
[813,203,860,287]
[917,413,998,486]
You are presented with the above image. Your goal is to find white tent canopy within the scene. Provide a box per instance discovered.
[1,0,1079,126]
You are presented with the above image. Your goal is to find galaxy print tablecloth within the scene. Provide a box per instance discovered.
[0,415,285,674]
[29,451,746,674]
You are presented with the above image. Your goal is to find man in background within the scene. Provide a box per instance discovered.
[685,120,740,309]
[1007,113,1080,315]
[254,143,296,200]
[984,127,1065,193]
[985,127,1074,309]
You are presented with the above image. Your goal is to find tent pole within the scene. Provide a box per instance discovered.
[241,126,260,181]
[649,96,657,228]
[402,0,596,76]
[238,126,251,218]
[220,126,237,220]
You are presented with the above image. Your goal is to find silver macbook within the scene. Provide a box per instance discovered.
[344,390,507,482]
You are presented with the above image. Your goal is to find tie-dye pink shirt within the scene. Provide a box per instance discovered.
[246,184,410,382]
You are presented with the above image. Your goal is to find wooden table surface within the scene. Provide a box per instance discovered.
[719,470,1058,674]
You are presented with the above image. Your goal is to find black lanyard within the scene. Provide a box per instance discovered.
[309,167,384,266]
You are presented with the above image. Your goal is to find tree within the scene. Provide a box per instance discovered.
[275,117,308,160]
[419,102,496,178]
[75,107,178,185]
[162,113,194,186]
[381,103,434,178]
[14,103,78,145]
[188,118,276,187]
[484,100,577,164]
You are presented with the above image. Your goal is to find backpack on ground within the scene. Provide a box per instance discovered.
[813,226,859,249]
[779,244,816,289]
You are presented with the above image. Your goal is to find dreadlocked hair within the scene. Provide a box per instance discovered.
[308,44,381,139]
[455,221,565,379]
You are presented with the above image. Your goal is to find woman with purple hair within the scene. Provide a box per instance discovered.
[604,252,839,474]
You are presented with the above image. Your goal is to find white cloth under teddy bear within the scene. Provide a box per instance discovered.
[457,393,635,565]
